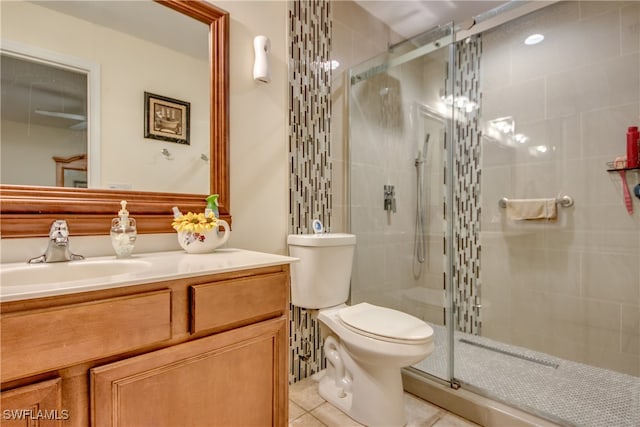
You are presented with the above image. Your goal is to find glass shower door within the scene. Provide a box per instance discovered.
[347,24,455,384]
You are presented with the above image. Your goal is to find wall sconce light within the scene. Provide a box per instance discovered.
[253,35,271,83]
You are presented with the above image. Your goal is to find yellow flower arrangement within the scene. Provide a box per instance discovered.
[171,212,218,234]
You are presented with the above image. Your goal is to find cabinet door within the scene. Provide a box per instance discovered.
[1,378,65,427]
[91,317,288,427]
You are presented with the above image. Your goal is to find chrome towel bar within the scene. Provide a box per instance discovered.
[498,195,574,209]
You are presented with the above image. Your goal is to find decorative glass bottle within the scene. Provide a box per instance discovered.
[110,200,137,258]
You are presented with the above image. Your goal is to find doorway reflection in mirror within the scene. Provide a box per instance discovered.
[1,53,89,188]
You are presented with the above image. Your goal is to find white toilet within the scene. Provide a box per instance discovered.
[288,232,434,427]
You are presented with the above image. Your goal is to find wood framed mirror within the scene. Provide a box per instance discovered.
[0,0,229,238]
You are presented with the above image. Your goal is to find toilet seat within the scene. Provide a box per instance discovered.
[338,303,433,345]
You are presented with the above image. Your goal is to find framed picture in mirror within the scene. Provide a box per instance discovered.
[144,91,190,145]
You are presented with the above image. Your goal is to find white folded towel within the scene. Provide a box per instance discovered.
[505,198,557,221]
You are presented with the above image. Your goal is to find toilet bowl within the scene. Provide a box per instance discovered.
[288,231,435,427]
[317,303,434,426]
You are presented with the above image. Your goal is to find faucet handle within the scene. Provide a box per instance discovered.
[27,220,83,263]
[49,220,69,240]
[383,185,396,213]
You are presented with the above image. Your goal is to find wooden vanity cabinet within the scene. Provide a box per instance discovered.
[1,264,290,427]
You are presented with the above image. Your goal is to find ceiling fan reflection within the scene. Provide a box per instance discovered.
[34,109,87,130]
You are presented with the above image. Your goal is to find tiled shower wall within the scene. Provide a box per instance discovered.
[288,0,332,236]
[452,36,483,335]
[287,0,332,383]
[479,1,640,376]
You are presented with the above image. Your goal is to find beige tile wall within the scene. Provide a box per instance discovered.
[480,1,640,376]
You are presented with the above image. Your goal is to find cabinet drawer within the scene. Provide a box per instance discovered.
[1,289,172,382]
[191,272,288,334]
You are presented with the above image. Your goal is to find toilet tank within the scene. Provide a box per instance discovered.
[287,233,356,309]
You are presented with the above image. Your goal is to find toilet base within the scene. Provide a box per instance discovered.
[317,371,353,416]
[318,368,406,427]
[317,338,407,427]
[314,305,433,427]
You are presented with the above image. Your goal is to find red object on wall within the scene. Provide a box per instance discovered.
[627,126,639,168]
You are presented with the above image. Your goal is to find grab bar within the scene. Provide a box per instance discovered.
[498,195,574,209]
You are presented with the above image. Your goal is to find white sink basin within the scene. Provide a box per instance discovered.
[0,249,297,302]
[1,259,153,287]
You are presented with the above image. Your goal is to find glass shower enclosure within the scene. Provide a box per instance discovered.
[347,2,639,426]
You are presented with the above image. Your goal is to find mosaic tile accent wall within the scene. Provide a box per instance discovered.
[287,0,332,383]
[451,35,482,335]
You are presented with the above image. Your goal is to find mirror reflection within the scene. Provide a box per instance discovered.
[55,154,88,188]
[0,0,210,194]
[1,54,88,187]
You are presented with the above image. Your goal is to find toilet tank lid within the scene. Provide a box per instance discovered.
[287,233,356,247]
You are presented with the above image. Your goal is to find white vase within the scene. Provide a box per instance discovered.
[177,219,230,254]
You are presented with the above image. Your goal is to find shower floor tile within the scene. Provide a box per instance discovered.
[413,324,640,427]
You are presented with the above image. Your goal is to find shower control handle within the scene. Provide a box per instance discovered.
[384,185,396,213]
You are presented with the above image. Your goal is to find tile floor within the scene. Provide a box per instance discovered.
[289,374,480,427]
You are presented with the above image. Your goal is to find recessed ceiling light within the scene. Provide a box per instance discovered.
[524,34,544,45]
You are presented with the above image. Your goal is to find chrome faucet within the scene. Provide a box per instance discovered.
[28,220,85,264]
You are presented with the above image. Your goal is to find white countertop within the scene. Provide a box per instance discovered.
[0,249,297,302]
